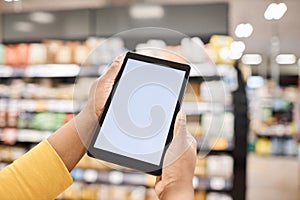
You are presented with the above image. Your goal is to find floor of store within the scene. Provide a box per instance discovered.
[247,154,300,200]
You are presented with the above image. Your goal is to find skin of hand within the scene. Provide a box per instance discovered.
[47,56,123,171]
[155,111,197,200]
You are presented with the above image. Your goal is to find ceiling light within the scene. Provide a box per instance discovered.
[242,54,262,65]
[235,23,253,38]
[275,54,296,65]
[229,41,245,60]
[229,51,243,60]
[4,0,13,2]
[264,3,287,20]
[29,12,55,24]
[129,4,164,19]
[230,41,246,53]
[14,22,34,32]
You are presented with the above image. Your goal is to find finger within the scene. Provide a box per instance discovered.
[100,55,124,80]
[173,110,187,137]
[156,176,161,183]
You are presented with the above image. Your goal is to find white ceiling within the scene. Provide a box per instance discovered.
[0,0,299,59]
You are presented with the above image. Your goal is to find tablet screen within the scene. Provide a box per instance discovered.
[93,58,186,166]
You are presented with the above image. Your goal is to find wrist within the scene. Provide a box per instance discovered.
[74,103,98,147]
[159,181,194,200]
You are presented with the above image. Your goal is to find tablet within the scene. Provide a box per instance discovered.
[88,52,190,175]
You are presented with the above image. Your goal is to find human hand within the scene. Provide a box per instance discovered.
[155,111,197,200]
[74,56,123,147]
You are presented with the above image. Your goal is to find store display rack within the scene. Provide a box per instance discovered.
[0,45,248,200]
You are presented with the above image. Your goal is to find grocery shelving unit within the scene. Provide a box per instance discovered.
[187,64,248,200]
[0,52,248,200]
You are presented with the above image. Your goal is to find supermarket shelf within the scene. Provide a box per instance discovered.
[0,129,51,144]
[193,176,232,191]
[71,167,233,191]
[0,64,109,78]
[182,102,233,115]
[256,134,294,139]
[189,62,218,77]
[1,62,223,78]
[1,99,84,113]
[0,64,80,78]
[196,138,234,153]
[71,169,152,186]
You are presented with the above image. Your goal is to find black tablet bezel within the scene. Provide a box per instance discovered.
[87,52,190,176]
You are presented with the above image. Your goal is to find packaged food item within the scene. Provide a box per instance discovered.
[206,192,232,200]
[29,43,47,64]
[180,37,206,63]
[43,40,63,64]
[2,128,17,145]
[187,115,201,138]
[17,43,30,67]
[201,112,234,140]
[0,44,4,65]
[194,190,206,200]
[17,112,35,129]
[56,45,72,64]
[4,45,16,66]
[206,155,233,178]
[255,137,271,155]
[74,43,90,65]
[200,80,232,105]
[28,112,65,131]
[184,82,201,102]
[194,156,206,177]
[283,138,297,156]
[210,35,235,65]
[0,99,7,128]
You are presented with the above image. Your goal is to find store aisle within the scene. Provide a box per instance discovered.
[247,154,300,200]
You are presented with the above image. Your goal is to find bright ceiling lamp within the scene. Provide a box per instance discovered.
[4,0,19,2]
[229,41,246,60]
[235,23,253,38]
[29,12,55,24]
[264,3,287,20]
[242,54,262,65]
[14,21,34,32]
[275,54,296,65]
[129,4,164,19]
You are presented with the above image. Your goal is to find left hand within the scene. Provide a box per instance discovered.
[74,56,123,147]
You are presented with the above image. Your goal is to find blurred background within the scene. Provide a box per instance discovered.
[0,0,299,200]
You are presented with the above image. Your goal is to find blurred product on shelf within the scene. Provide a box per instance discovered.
[0,79,74,99]
[206,155,233,178]
[247,78,299,157]
[206,192,232,200]
[209,35,234,65]
[0,145,27,163]
[0,44,4,65]
[0,37,126,67]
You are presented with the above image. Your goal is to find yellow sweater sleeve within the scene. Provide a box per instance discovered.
[0,140,73,200]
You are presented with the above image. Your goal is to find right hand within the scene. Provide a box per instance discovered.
[155,111,197,200]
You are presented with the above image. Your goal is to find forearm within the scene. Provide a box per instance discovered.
[47,105,98,171]
[47,119,85,171]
